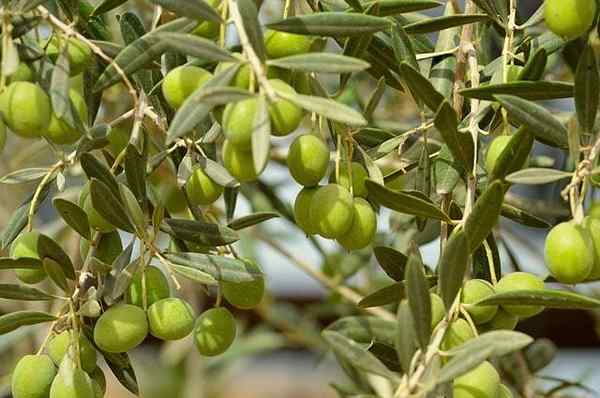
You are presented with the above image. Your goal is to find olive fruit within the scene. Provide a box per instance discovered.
[497,384,513,398]
[222,97,257,149]
[214,56,251,89]
[334,162,369,198]
[147,298,195,340]
[11,354,57,398]
[461,279,498,324]
[268,79,304,136]
[495,272,544,318]
[186,167,223,206]
[441,318,474,351]
[49,357,95,398]
[544,221,593,284]
[222,139,259,182]
[545,0,596,40]
[80,231,122,265]
[583,216,600,280]
[482,308,519,331]
[222,259,265,309]
[93,304,148,353]
[309,184,354,239]
[194,307,236,356]
[337,198,377,251]
[47,331,97,373]
[192,0,220,38]
[127,265,171,307]
[46,36,93,76]
[0,82,51,138]
[264,30,313,59]
[83,195,115,233]
[294,186,320,234]
[9,63,33,83]
[431,293,445,328]
[45,90,88,145]
[162,66,212,109]
[10,231,47,284]
[485,135,514,174]
[453,361,500,398]
[287,135,329,186]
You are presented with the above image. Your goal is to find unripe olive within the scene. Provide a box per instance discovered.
[490,64,523,84]
[544,221,593,284]
[49,358,95,398]
[545,0,596,40]
[264,30,313,59]
[89,368,106,398]
[46,36,93,76]
[10,231,47,284]
[148,159,188,215]
[222,97,257,149]
[162,66,212,109]
[441,318,474,351]
[222,139,259,182]
[222,259,265,309]
[0,82,51,138]
[93,304,148,353]
[47,330,97,373]
[194,307,236,356]
[482,308,519,331]
[461,279,498,324]
[497,384,513,398]
[192,0,220,39]
[268,79,304,136]
[11,354,57,398]
[333,162,369,198]
[453,361,500,398]
[430,293,445,328]
[309,184,354,239]
[583,216,600,280]
[589,201,600,218]
[45,90,88,145]
[287,134,329,186]
[80,231,122,265]
[337,198,377,251]
[294,187,320,234]
[83,195,116,233]
[9,63,33,83]
[495,272,544,318]
[127,265,171,308]
[186,167,223,206]
[485,135,512,174]
[147,298,195,340]
[0,117,6,152]
[215,56,251,89]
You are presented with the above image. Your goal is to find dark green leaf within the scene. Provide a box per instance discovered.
[373,246,407,281]
[0,168,50,185]
[0,257,42,270]
[267,13,391,36]
[327,316,397,347]
[53,198,91,240]
[0,311,57,335]
[37,234,76,280]
[0,284,54,300]
[464,180,504,252]
[505,168,572,185]
[391,23,418,71]
[148,0,221,22]
[405,252,431,349]
[434,101,474,172]
[157,32,235,62]
[459,81,573,101]
[478,289,600,309]
[236,0,266,61]
[80,153,120,196]
[489,127,534,181]
[119,184,145,234]
[400,62,444,112]
[90,179,135,233]
[403,14,488,34]
[500,203,551,228]
[359,282,405,307]
[91,0,128,16]
[124,144,146,205]
[42,258,70,292]
[160,218,239,246]
[575,45,599,133]
[519,47,547,81]
[227,212,280,230]
[169,263,218,285]
[355,0,442,15]
[164,252,263,283]
[268,53,370,73]
[395,300,417,372]
[437,229,469,310]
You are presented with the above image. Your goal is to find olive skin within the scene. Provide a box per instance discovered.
[481,308,519,332]
[430,293,445,328]
[8,63,33,83]
[192,0,220,38]
[93,304,148,353]
[45,90,88,145]
[215,56,251,89]
[47,330,97,373]
[147,298,195,340]
[46,36,93,76]
[264,30,313,59]
[186,167,223,206]
[222,260,265,309]
[10,231,47,284]
[497,384,513,398]
[485,135,512,174]
[294,186,320,235]
[461,279,498,324]
[545,0,596,40]
[162,66,212,109]
[11,354,57,398]
[194,308,236,356]
[441,318,475,351]
[127,265,171,308]
[453,361,500,398]
[268,79,304,136]
[337,198,377,251]
[584,216,600,280]
[334,162,369,198]
[309,184,355,239]
[495,272,545,318]
[222,97,257,149]
[544,221,594,284]
[287,134,329,186]
[0,82,51,138]
[222,139,259,182]
[49,358,95,398]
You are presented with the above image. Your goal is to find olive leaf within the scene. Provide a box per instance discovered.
[403,14,488,34]
[227,212,280,230]
[267,13,391,36]
[477,289,600,309]
[164,252,263,283]
[373,246,408,281]
[0,284,55,300]
[463,180,505,252]
[53,198,91,240]
[437,229,469,310]
[574,44,599,133]
[0,311,57,335]
[160,218,239,246]
[267,53,370,73]
[460,81,573,101]
[405,252,431,349]
[148,0,221,22]
[506,168,572,185]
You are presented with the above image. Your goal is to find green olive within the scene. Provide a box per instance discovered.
[294,186,320,235]
[127,265,171,308]
[453,361,500,398]
[222,139,260,182]
[544,221,593,284]
[11,354,57,398]
[264,30,313,59]
[0,82,51,138]
[192,0,221,39]
[222,259,265,309]
[287,134,329,187]
[222,97,257,149]
[583,216,600,280]
[441,318,474,351]
[47,330,97,373]
[194,307,236,356]
[49,357,95,398]
[45,90,88,145]
[461,279,498,324]
[93,304,148,353]
[10,231,47,284]
[46,36,93,76]
[186,166,223,206]
[147,298,195,340]
[545,0,596,40]
[333,162,369,198]
[162,65,212,109]
[495,272,544,318]
[309,184,355,239]
[268,79,304,136]
[337,198,377,250]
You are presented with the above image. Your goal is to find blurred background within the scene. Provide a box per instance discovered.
[1,0,600,397]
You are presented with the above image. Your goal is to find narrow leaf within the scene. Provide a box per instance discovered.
[0,311,57,335]
[53,199,91,240]
[437,229,469,310]
[267,13,391,36]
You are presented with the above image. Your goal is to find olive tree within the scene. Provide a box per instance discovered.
[0,0,598,397]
